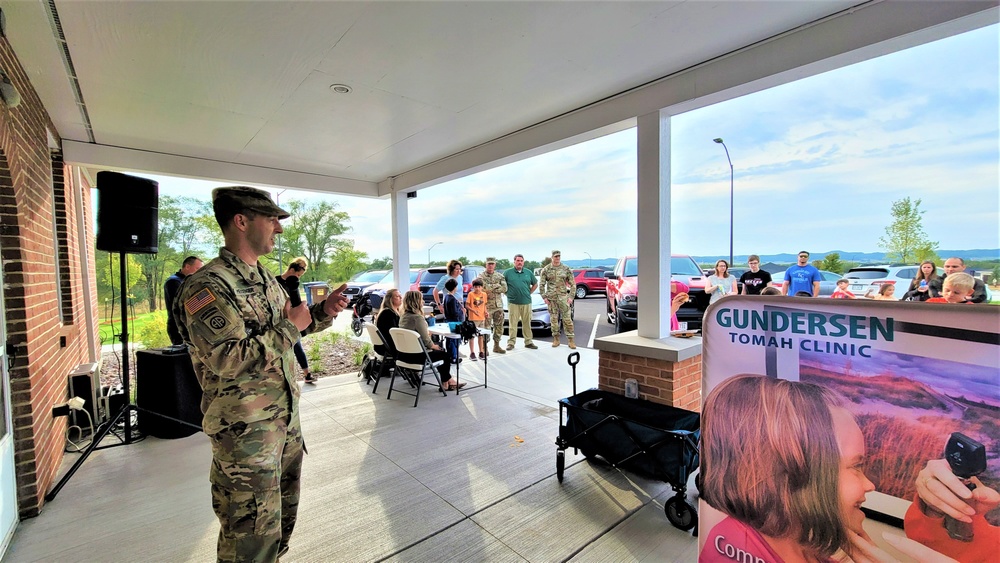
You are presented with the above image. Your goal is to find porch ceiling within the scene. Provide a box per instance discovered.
[2,0,868,194]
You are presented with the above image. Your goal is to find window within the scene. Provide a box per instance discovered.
[51,153,73,323]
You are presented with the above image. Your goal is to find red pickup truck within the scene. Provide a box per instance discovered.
[605,255,709,333]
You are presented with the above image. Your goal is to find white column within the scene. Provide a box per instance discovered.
[390,191,410,288]
[636,110,671,339]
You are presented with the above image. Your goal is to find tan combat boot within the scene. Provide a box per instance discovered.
[567,337,577,350]
[551,334,560,347]
[493,343,506,354]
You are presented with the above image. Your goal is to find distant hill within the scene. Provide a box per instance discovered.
[562,249,999,269]
[691,249,1000,266]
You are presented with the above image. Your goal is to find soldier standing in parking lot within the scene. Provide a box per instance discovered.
[539,250,576,349]
[478,257,508,354]
[174,186,350,562]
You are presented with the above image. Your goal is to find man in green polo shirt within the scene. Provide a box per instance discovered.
[503,253,538,350]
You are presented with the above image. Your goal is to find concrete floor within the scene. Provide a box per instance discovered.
[6,344,699,562]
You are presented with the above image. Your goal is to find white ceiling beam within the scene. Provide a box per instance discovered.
[62,140,380,197]
[389,1,998,194]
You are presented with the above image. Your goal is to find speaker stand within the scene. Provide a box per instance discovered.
[45,252,200,502]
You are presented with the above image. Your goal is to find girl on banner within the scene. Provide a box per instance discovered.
[700,375,956,563]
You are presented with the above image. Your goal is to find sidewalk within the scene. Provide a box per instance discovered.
[8,335,698,562]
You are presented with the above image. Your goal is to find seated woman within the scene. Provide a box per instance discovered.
[398,290,463,390]
[374,288,402,357]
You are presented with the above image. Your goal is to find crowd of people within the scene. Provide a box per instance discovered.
[367,250,578,370]
[160,186,992,562]
[704,252,991,304]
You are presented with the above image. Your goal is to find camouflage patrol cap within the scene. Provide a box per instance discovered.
[551,250,561,256]
[212,186,290,220]
[485,257,497,264]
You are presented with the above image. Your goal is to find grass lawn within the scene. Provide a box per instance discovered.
[99,310,167,345]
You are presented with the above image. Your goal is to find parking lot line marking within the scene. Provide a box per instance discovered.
[588,314,600,348]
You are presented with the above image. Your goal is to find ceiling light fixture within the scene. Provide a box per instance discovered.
[329,84,352,94]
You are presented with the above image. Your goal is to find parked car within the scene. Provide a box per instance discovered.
[343,269,389,303]
[572,268,608,299]
[410,264,486,313]
[605,255,708,333]
[361,269,421,310]
[771,269,842,297]
[842,265,922,299]
[502,293,574,336]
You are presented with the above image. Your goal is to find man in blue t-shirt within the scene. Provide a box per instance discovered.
[781,250,822,297]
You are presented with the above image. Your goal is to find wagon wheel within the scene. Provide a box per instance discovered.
[695,471,703,497]
[665,496,697,531]
[556,449,566,483]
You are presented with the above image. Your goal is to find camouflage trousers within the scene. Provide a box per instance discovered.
[209,414,304,563]
[487,307,504,346]
[546,296,574,338]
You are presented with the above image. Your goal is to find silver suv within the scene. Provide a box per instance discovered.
[844,265,928,299]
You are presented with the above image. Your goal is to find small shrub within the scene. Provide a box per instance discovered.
[136,312,171,349]
[307,340,322,363]
[353,342,372,365]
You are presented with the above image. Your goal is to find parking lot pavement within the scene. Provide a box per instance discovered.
[521,296,614,348]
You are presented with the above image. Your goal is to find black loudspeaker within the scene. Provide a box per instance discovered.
[95,171,159,254]
[136,349,203,439]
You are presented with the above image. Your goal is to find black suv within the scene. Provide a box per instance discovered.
[413,265,486,313]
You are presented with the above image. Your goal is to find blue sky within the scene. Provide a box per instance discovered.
[141,24,998,265]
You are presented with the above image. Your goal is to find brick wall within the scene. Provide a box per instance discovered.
[0,36,99,518]
[598,350,702,412]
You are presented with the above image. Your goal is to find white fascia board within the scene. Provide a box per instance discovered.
[388,1,998,195]
[63,140,379,198]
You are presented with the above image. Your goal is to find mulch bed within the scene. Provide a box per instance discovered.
[99,332,367,390]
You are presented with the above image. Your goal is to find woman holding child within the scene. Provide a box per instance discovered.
[398,290,462,390]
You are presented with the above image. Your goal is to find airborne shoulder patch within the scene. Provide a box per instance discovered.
[185,287,217,315]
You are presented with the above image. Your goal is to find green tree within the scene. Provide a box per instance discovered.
[274,199,351,277]
[368,256,393,270]
[96,250,145,314]
[913,244,940,264]
[820,253,846,274]
[878,197,938,264]
[160,196,214,256]
[327,243,368,284]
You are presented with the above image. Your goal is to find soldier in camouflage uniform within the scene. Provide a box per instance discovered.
[477,257,508,354]
[174,186,349,563]
[538,250,576,349]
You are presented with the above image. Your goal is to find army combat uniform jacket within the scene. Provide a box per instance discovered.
[174,248,333,435]
[538,263,574,299]
[478,270,508,311]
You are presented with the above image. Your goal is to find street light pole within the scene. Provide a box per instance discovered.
[584,251,592,268]
[275,189,287,267]
[713,138,734,267]
[428,241,443,266]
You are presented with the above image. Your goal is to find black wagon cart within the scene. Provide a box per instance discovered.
[555,353,701,532]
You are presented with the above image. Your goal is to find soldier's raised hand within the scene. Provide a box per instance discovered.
[322,283,350,317]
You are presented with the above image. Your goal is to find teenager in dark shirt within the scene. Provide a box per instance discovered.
[275,257,315,383]
[739,255,772,295]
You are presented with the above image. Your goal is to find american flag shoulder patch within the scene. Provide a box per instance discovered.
[185,288,217,315]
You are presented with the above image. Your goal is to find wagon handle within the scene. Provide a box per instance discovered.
[568,352,580,396]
